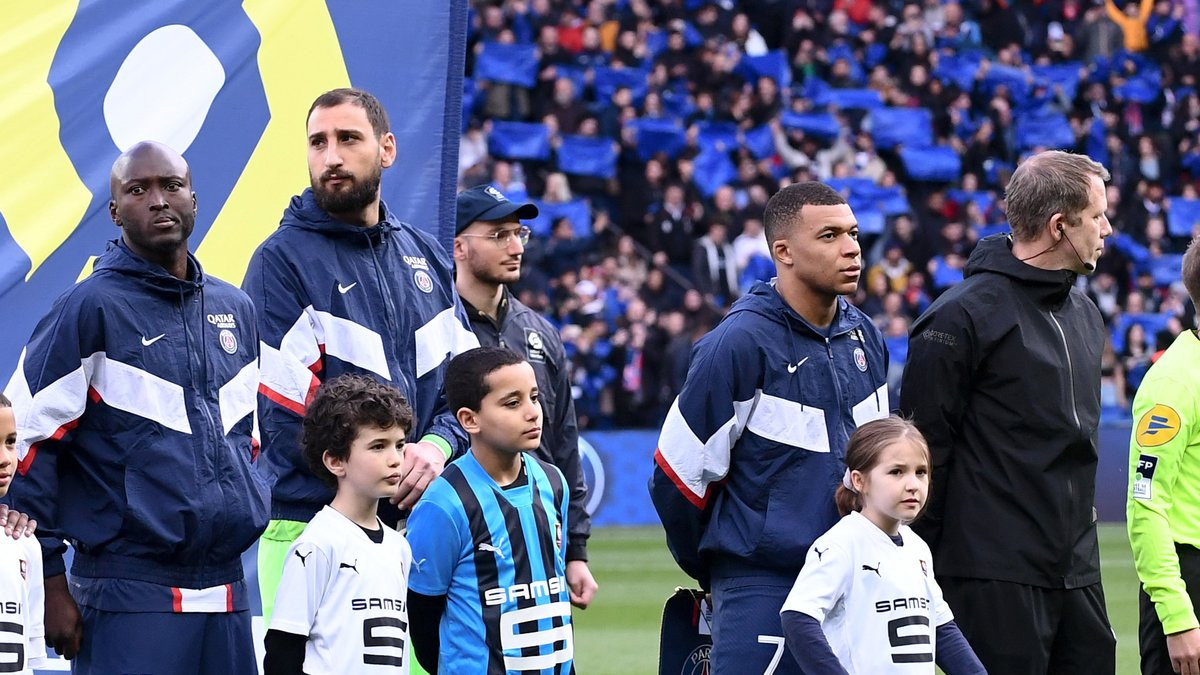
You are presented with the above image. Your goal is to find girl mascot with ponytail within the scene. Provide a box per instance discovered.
[778,416,988,674]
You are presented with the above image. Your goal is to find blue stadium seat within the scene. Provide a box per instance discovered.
[780,111,841,140]
[474,43,539,88]
[847,198,886,235]
[975,222,1011,239]
[1144,254,1184,288]
[594,66,650,104]
[947,189,996,215]
[736,50,791,89]
[744,124,774,159]
[867,108,932,150]
[557,135,617,179]
[1109,232,1152,266]
[899,146,961,182]
[934,51,985,91]
[1031,62,1083,100]
[930,256,965,289]
[826,177,877,195]
[1114,77,1160,104]
[816,88,884,110]
[630,118,686,161]
[1015,110,1074,150]
[1167,197,1200,237]
[696,121,740,153]
[1112,313,1173,353]
[489,121,551,160]
[982,63,1032,104]
[527,199,593,238]
[692,148,738,197]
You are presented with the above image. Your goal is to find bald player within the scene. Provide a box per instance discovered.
[4,141,270,674]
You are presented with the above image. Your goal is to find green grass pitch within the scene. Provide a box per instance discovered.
[573,524,1141,674]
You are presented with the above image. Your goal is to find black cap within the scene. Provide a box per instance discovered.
[455,185,539,235]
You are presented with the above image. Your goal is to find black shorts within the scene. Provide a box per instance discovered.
[940,576,1115,675]
[1140,542,1200,675]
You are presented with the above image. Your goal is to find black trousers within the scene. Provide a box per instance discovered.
[1140,543,1200,674]
[940,576,1116,675]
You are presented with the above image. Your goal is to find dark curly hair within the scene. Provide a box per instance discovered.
[301,375,414,488]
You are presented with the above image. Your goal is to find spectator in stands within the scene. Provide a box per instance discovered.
[732,217,770,271]
[1122,321,1155,396]
[869,241,915,293]
[692,221,739,306]
[1106,0,1156,51]
[461,0,1200,433]
[649,184,698,274]
[540,77,588,134]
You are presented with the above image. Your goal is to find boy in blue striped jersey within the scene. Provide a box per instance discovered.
[407,347,572,674]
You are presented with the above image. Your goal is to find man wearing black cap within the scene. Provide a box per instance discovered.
[453,185,599,608]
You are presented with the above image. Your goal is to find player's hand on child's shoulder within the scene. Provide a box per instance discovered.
[390,440,447,511]
[0,504,36,539]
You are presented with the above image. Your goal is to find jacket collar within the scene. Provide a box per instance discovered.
[964,234,1078,306]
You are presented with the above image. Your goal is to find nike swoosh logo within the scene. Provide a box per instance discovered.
[338,282,357,294]
[787,357,809,373]
[141,334,166,346]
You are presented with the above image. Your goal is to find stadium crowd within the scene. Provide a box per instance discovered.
[457,0,1200,429]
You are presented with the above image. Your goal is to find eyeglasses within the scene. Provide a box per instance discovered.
[460,226,531,248]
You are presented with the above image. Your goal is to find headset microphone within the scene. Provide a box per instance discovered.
[1057,223,1095,273]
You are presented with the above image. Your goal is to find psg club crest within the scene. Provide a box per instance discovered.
[414,270,434,294]
[854,347,867,372]
[219,329,238,354]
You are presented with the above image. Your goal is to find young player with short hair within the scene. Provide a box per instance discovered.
[264,375,415,674]
[406,347,572,674]
[0,394,47,674]
[780,417,984,675]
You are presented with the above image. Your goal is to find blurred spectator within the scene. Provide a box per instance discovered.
[732,217,770,271]
[692,221,739,306]
[868,241,914,293]
[1105,0,1155,51]
[1121,320,1154,396]
[461,0,1200,426]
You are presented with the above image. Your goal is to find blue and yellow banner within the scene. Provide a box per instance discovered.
[0,1,468,382]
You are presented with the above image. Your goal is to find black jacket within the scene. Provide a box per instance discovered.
[900,235,1104,589]
[462,289,590,561]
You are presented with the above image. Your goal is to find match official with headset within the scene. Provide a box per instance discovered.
[901,150,1116,674]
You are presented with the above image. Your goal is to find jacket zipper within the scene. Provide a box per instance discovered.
[1048,310,1081,430]
[824,336,847,455]
[1049,308,1080,583]
[186,289,226,551]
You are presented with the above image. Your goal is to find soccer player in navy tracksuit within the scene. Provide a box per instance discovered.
[5,142,270,673]
[407,348,573,674]
[244,88,478,624]
[649,183,889,674]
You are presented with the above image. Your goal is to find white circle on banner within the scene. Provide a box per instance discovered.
[579,437,605,516]
[104,25,225,153]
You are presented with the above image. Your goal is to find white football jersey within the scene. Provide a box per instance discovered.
[270,506,412,674]
[0,535,46,674]
[780,511,953,674]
